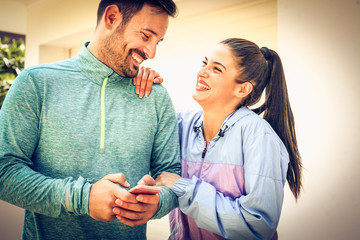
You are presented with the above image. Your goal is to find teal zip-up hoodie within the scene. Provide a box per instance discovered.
[0,42,180,239]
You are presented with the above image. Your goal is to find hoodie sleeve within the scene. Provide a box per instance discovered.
[0,70,91,217]
[149,87,181,219]
[171,132,287,240]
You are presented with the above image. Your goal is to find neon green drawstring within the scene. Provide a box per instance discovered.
[100,77,108,152]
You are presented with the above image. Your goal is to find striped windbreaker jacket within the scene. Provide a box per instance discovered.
[169,107,289,240]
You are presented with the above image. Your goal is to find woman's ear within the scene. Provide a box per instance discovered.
[103,5,123,30]
[235,82,253,99]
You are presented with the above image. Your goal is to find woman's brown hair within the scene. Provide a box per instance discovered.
[221,38,302,200]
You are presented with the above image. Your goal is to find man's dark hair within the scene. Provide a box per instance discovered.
[96,0,177,26]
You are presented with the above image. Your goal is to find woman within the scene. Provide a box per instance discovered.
[137,38,302,240]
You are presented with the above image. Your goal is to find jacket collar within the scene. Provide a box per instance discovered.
[74,42,131,85]
[194,106,254,140]
[221,106,254,129]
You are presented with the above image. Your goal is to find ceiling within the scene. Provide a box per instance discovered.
[10,0,245,48]
[11,0,181,6]
[11,0,244,20]
[12,0,242,12]
[12,0,40,6]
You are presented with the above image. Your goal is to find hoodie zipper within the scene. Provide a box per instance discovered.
[100,77,108,152]
[197,142,209,178]
[100,72,114,153]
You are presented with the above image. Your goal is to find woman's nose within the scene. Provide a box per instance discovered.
[198,68,209,78]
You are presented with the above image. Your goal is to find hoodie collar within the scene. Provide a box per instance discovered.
[194,106,254,141]
[222,106,253,127]
[75,42,132,85]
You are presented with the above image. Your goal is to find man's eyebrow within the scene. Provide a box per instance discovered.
[142,28,165,42]
[142,28,158,36]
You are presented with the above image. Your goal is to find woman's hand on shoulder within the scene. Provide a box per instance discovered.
[133,66,163,98]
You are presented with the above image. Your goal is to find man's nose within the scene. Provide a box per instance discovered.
[144,43,156,59]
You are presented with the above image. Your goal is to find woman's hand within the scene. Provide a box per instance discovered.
[133,66,163,98]
[155,171,182,190]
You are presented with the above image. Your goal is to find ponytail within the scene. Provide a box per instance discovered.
[254,50,302,200]
[221,38,302,200]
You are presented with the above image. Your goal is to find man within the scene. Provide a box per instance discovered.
[0,0,180,239]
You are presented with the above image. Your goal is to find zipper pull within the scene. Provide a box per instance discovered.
[202,147,207,158]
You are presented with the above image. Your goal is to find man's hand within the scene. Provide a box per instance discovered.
[133,66,163,98]
[113,174,159,227]
[88,173,137,221]
[113,193,159,227]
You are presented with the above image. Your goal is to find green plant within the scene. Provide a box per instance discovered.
[0,37,25,108]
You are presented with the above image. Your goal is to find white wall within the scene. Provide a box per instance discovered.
[0,0,27,34]
[25,0,98,66]
[277,0,360,239]
[149,0,277,111]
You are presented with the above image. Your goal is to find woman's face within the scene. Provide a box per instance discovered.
[193,44,241,109]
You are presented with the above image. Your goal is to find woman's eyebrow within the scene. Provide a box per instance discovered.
[214,61,226,70]
[211,60,226,70]
[204,57,226,70]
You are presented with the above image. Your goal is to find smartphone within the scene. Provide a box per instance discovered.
[128,185,162,195]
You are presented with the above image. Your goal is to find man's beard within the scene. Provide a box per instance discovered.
[102,27,140,78]
[118,50,138,78]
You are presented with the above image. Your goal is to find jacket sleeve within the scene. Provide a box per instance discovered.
[149,87,181,219]
[0,70,91,217]
[172,132,287,240]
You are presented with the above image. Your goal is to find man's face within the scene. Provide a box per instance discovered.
[102,4,169,78]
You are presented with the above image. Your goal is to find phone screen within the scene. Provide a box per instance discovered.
[128,185,162,194]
